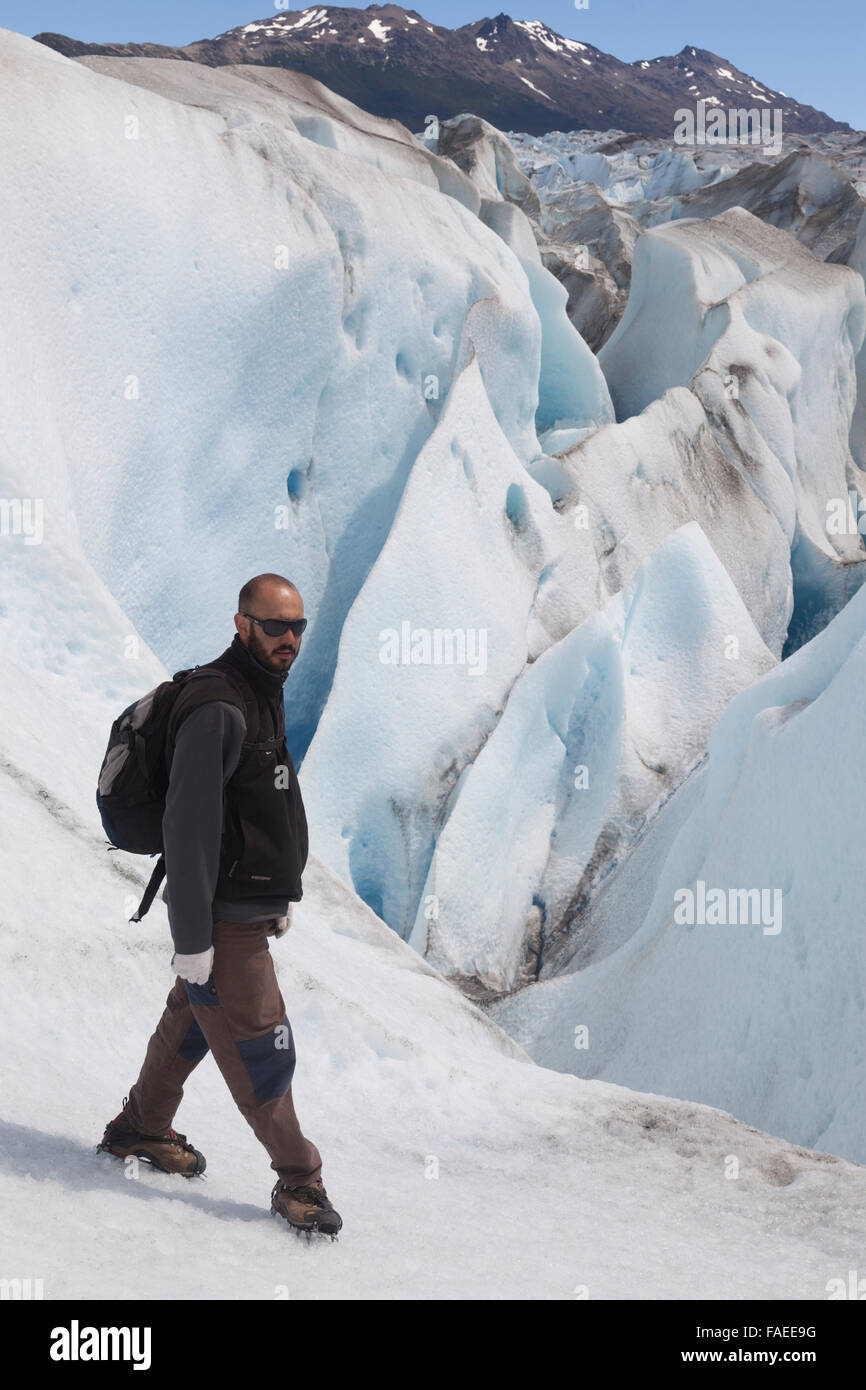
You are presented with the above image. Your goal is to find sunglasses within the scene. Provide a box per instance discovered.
[242,612,308,638]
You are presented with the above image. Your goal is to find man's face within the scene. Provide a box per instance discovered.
[236,588,305,675]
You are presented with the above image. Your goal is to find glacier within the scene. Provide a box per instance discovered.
[0,33,611,765]
[1,293,864,1294]
[408,523,778,999]
[491,578,866,1163]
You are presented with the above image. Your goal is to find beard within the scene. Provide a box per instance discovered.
[247,626,295,673]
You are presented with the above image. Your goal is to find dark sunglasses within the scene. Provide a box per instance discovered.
[242,612,308,638]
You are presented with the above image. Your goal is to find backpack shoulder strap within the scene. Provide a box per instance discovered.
[165,666,257,754]
[129,857,167,924]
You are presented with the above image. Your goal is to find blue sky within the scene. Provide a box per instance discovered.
[2,1,863,128]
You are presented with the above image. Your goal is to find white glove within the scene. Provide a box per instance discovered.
[172,946,214,984]
[267,904,294,938]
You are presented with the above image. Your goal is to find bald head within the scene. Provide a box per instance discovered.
[238,573,300,613]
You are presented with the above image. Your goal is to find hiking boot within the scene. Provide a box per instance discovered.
[97,1097,206,1177]
[270,1177,342,1237]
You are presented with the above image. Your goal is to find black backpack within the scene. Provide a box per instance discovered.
[96,665,253,923]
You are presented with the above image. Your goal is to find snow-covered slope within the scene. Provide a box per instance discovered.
[1,473,865,1297]
[77,55,484,209]
[491,580,866,1165]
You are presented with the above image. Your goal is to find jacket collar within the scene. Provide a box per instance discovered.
[225,631,288,694]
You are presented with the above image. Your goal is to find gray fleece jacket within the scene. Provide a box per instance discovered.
[161,700,291,954]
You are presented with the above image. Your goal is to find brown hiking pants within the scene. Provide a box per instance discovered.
[124,919,322,1189]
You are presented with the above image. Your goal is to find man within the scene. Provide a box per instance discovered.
[98,574,342,1238]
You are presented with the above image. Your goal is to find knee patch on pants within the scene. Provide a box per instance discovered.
[177,1016,210,1064]
[236,1015,296,1099]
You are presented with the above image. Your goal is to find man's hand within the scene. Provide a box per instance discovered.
[171,946,214,984]
[267,903,294,938]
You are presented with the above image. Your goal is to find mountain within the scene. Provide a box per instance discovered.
[33,6,848,138]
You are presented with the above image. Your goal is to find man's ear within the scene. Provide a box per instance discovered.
[233,613,244,637]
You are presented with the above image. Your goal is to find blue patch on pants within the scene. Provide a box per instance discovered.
[178,1017,210,1064]
[184,978,219,1008]
[236,1015,296,1099]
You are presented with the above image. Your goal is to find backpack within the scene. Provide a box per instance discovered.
[96,664,254,923]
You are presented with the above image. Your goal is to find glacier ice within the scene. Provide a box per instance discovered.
[409,523,777,1000]
[599,207,866,650]
[491,578,866,1163]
